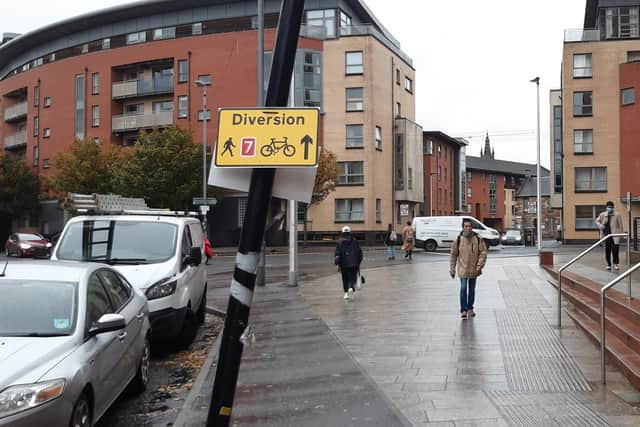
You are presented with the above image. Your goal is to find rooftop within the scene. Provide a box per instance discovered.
[466,155,550,177]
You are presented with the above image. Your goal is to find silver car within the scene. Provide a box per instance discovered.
[0,261,150,427]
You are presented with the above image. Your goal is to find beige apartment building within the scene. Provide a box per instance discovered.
[561,1,640,243]
[306,28,422,242]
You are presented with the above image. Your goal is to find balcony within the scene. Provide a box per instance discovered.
[4,101,27,122]
[112,111,173,132]
[3,130,27,150]
[112,76,174,99]
[564,29,600,42]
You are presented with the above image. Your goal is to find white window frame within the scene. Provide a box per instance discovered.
[337,161,364,185]
[573,53,592,78]
[573,129,593,154]
[178,95,188,118]
[575,167,607,192]
[345,51,363,74]
[375,126,382,150]
[346,124,364,148]
[92,105,100,127]
[335,198,364,222]
[126,31,147,45]
[345,87,363,111]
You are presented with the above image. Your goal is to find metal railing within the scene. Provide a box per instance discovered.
[557,233,627,328]
[112,76,173,99]
[600,261,640,384]
[3,130,26,149]
[111,111,173,132]
[3,101,27,122]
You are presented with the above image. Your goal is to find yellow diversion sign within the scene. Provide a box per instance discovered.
[215,108,320,167]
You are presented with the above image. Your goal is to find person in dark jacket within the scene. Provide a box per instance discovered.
[384,223,397,260]
[335,226,363,300]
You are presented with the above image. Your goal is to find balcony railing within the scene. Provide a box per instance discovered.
[565,28,600,42]
[112,76,174,99]
[4,101,27,122]
[112,111,173,132]
[3,130,27,149]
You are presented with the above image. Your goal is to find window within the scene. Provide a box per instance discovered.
[33,116,39,137]
[93,138,100,145]
[43,128,51,138]
[33,146,38,166]
[81,44,88,54]
[306,9,336,38]
[467,187,472,198]
[395,102,401,117]
[92,106,100,127]
[573,53,592,78]
[197,74,212,85]
[489,174,497,213]
[153,27,176,40]
[178,96,188,118]
[192,22,203,35]
[33,86,39,107]
[575,167,607,192]
[43,159,50,169]
[376,199,381,223]
[396,68,400,84]
[92,73,99,95]
[622,87,635,105]
[126,103,143,115]
[44,97,51,108]
[297,202,307,224]
[98,270,131,310]
[375,126,382,150]
[576,205,606,230]
[602,6,640,39]
[126,31,146,45]
[299,51,321,108]
[346,124,363,148]
[408,167,413,190]
[628,50,640,62]
[335,198,364,222]
[102,38,111,49]
[553,105,563,192]
[573,91,592,116]
[75,74,85,139]
[345,51,363,74]
[86,274,113,332]
[573,129,593,153]
[339,10,352,28]
[337,161,364,185]
[152,101,173,113]
[49,53,56,62]
[404,77,413,93]
[346,87,363,111]
[467,171,472,181]
[178,60,189,83]
[424,139,433,155]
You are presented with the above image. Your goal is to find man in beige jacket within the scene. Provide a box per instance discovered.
[596,201,625,270]
[449,219,488,319]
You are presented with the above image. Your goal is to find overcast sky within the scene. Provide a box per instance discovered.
[0,0,587,167]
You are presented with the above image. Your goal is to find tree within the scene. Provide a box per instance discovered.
[52,139,121,194]
[113,127,201,209]
[302,147,337,245]
[0,154,39,217]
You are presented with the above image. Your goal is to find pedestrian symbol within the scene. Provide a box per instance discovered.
[221,137,235,157]
[215,108,319,168]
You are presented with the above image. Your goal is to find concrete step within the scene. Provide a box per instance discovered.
[565,306,640,390]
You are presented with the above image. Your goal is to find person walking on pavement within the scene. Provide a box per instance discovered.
[335,226,363,300]
[384,223,397,260]
[596,201,625,270]
[449,218,488,319]
[402,221,415,260]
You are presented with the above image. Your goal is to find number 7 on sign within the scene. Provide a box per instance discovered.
[241,137,256,157]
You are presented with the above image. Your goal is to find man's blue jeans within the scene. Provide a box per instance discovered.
[386,244,395,259]
[459,277,477,313]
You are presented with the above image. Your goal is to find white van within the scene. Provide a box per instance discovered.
[52,214,207,348]
[412,216,500,251]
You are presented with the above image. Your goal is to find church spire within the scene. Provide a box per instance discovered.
[482,132,494,159]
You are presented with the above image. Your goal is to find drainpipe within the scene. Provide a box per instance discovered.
[391,56,396,226]
[187,51,192,128]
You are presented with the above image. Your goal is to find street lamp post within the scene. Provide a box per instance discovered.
[196,79,211,233]
[531,76,542,251]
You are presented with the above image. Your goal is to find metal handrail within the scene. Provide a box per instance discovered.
[600,261,640,384]
[557,233,627,328]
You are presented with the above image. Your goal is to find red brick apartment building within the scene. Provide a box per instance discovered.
[0,0,420,245]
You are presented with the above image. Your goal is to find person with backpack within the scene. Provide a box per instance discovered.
[384,223,397,260]
[335,226,363,300]
[449,218,487,319]
[402,221,415,260]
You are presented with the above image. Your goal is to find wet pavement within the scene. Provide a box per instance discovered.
[198,251,640,426]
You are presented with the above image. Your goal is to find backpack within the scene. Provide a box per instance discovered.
[405,228,414,242]
[456,232,481,250]
[390,231,397,241]
[336,238,361,268]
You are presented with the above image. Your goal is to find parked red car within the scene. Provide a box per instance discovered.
[4,233,53,258]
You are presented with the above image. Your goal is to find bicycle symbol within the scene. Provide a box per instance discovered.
[260,137,296,157]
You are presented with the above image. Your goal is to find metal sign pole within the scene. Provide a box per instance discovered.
[207,1,305,425]
[289,199,298,286]
[255,0,267,287]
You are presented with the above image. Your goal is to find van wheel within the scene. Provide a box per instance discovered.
[424,240,437,252]
[176,308,198,350]
[196,285,207,324]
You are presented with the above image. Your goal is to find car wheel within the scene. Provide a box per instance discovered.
[424,240,437,252]
[69,392,92,427]
[4,248,9,257]
[176,308,198,350]
[196,285,207,324]
[130,337,150,393]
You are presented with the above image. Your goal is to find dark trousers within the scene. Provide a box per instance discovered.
[605,237,620,266]
[340,267,358,292]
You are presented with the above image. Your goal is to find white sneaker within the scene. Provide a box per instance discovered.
[349,288,355,297]
[343,292,350,300]
[614,264,620,270]
[606,265,611,270]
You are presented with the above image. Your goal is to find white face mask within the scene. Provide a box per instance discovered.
[463,230,473,237]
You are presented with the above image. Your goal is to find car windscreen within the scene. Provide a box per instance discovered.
[56,220,178,264]
[506,230,520,236]
[0,280,78,336]
[17,233,44,241]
